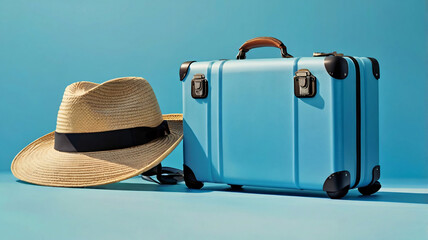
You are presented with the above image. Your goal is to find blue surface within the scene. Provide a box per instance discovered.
[0,0,426,180]
[0,172,427,240]
[182,57,378,190]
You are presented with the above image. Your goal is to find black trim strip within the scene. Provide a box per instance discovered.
[54,120,170,152]
[346,56,361,189]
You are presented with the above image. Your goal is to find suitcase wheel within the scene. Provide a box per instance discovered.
[229,184,243,190]
[326,186,349,199]
[358,181,381,196]
[183,164,204,189]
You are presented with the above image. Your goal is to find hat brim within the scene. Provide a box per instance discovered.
[11,114,183,187]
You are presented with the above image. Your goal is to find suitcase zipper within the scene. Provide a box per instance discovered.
[345,56,361,189]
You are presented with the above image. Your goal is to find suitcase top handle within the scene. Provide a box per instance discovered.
[236,37,294,60]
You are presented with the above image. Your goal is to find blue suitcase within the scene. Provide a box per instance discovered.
[179,37,380,199]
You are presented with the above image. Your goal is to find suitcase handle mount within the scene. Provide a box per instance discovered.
[236,37,293,59]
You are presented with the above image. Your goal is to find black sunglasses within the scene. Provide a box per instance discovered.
[141,163,184,185]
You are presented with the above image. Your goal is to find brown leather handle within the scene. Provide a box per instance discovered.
[236,37,293,59]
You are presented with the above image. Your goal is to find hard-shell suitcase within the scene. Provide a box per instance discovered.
[179,37,380,199]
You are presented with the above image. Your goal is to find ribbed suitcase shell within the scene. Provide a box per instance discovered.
[181,56,379,196]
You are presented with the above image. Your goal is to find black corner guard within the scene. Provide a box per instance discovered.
[324,56,348,79]
[323,171,351,192]
[369,165,381,185]
[368,57,380,79]
[180,61,196,81]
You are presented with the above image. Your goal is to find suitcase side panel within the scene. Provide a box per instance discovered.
[182,61,215,182]
[340,58,359,188]
[358,57,380,187]
[295,57,357,190]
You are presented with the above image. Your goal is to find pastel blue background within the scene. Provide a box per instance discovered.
[0,1,427,240]
[0,0,427,182]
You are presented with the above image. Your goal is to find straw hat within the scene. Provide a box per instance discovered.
[11,77,183,187]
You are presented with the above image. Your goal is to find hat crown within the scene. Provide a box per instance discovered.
[56,77,163,133]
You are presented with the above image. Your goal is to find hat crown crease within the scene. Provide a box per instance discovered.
[55,77,163,133]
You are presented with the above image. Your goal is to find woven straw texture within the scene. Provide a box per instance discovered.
[11,77,183,187]
[56,77,164,133]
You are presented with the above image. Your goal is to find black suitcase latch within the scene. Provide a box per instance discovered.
[294,69,316,98]
[191,74,208,99]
